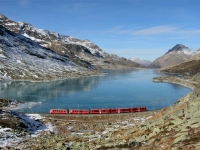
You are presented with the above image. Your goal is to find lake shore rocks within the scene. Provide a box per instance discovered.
[152,76,198,89]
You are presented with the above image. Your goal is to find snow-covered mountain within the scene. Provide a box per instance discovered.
[0,25,95,80]
[0,13,140,70]
[130,57,151,67]
[150,44,200,68]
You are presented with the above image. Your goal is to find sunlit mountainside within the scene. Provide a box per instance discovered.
[0,13,141,80]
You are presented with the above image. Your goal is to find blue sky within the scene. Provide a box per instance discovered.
[1,0,200,61]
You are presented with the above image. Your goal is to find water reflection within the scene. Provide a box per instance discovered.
[0,76,102,101]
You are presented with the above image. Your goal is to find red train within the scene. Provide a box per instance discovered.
[49,107,146,114]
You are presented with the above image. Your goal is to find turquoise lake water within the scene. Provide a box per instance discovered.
[0,69,191,113]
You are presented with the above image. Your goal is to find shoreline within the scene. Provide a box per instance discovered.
[0,72,105,83]
[0,67,145,82]
[152,76,197,90]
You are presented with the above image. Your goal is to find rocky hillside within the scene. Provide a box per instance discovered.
[150,44,200,68]
[0,13,140,71]
[189,52,200,61]
[130,57,151,67]
[162,60,200,78]
[0,25,97,80]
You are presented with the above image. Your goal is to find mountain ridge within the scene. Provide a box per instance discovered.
[0,13,140,71]
[150,44,200,68]
[0,24,98,80]
[0,14,140,80]
[129,57,151,67]
[165,44,191,54]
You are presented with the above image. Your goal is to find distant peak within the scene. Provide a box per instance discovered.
[130,56,137,61]
[85,39,90,42]
[166,44,190,54]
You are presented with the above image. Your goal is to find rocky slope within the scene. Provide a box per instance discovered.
[150,44,200,68]
[0,25,98,80]
[130,57,151,67]
[0,13,140,72]
[161,60,200,78]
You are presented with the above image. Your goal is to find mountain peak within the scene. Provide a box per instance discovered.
[166,44,190,54]
[0,14,7,19]
[0,14,8,23]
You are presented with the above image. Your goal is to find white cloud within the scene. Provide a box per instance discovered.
[106,25,200,36]
[18,0,30,6]
[106,26,133,34]
[109,35,117,38]
[176,29,200,34]
[131,25,177,35]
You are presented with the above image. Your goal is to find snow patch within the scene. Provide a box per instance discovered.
[17,22,24,27]
[0,112,55,147]
[0,54,6,58]
[0,47,3,52]
[17,59,22,63]
[23,33,45,42]
[183,49,200,55]
[5,23,17,26]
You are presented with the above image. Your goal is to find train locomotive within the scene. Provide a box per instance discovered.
[49,107,146,114]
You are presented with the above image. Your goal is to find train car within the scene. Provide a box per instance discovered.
[119,108,131,113]
[90,108,110,114]
[81,109,90,114]
[90,109,100,114]
[69,109,82,114]
[139,107,147,112]
[133,107,146,112]
[49,109,68,114]
[110,108,120,113]
[129,108,134,113]
[110,108,132,113]
[49,106,147,115]
[69,109,90,114]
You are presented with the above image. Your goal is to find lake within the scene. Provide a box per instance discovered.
[0,69,191,113]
